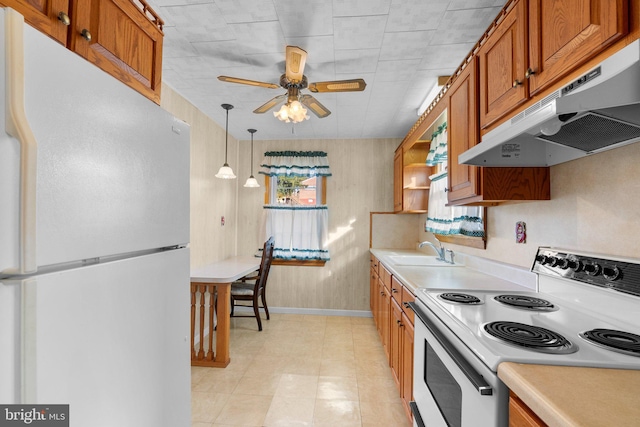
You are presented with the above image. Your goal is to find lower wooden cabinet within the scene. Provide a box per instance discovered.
[509,392,547,427]
[371,268,415,424]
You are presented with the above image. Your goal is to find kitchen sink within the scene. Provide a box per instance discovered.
[388,255,462,266]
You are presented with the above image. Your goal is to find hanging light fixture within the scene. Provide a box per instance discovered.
[215,103,236,179]
[273,87,310,124]
[244,129,260,188]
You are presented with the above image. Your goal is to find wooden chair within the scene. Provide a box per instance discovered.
[230,237,274,331]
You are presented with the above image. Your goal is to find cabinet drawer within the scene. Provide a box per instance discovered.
[380,264,392,288]
[401,286,415,325]
[390,276,403,302]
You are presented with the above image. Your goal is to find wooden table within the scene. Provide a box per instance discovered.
[190,256,261,367]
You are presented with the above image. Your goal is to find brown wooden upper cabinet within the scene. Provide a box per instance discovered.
[1,0,164,104]
[448,56,551,206]
[479,0,628,130]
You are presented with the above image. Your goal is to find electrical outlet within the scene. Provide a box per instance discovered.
[516,221,526,243]
[221,216,225,226]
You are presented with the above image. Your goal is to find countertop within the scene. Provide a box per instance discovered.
[498,362,640,427]
[371,248,535,295]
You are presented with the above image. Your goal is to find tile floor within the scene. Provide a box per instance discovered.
[191,313,412,427]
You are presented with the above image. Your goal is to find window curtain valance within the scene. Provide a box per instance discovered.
[425,171,485,237]
[259,151,332,177]
[260,205,330,261]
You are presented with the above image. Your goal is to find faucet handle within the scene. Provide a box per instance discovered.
[446,249,455,264]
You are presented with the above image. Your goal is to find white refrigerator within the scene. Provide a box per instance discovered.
[0,8,191,426]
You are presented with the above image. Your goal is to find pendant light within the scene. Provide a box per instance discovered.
[244,128,260,188]
[215,103,236,179]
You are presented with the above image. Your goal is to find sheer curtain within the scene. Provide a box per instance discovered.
[259,151,331,261]
[425,123,485,237]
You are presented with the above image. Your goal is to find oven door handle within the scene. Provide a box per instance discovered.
[408,302,493,396]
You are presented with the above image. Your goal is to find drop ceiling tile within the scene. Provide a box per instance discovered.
[162,27,199,58]
[213,0,278,23]
[334,16,387,49]
[160,3,231,42]
[228,21,287,54]
[379,31,436,61]
[274,0,334,37]
[334,49,379,74]
[430,7,502,44]
[385,0,449,32]
[332,0,391,16]
[417,42,474,70]
[448,0,506,10]
[374,59,421,82]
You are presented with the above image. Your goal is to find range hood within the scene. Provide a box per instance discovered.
[459,39,640,167]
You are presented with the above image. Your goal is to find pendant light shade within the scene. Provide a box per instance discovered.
[244,128,260,188]
[216,103,236,179]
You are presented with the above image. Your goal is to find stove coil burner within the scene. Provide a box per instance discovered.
[484,321,577,354]
[438,292,483,305]
[494,294,556,311]
[580,329,640,357]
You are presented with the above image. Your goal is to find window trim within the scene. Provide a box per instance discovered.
[264,176,328,266]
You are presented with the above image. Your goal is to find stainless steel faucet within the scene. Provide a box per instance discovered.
[418,241,446,261]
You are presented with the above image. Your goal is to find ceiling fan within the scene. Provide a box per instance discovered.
[218,46,367,123]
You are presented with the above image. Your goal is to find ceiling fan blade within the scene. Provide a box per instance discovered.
[254,94,287,114]
[300,95,331,118]
[218,75,280,89]
[308,78,367,93]
[285,46,307,83]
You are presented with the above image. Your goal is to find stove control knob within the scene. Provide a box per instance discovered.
[556,258,570,269]
[584,262,601,276]
[536,254,548,264]
[567,259,583,272]
[602,266,621,281]
[544,256,559,266]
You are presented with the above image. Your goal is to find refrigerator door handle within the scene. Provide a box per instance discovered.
[5,9,37,274]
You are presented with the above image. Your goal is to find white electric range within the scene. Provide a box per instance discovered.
[409,247,640,427]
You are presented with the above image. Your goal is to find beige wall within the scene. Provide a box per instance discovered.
[236,138,399,311]
[454,141,640,267]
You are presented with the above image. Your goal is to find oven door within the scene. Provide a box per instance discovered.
[409,301,508,427]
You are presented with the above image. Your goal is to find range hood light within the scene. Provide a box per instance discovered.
[540,117,562,136]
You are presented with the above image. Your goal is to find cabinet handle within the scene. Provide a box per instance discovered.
[392,288,398,293]
[403,302,410,308]
[380,291,384,296]
[80,29,92,41]
[397,320,402,326]
[512,79,523,88]
[525,68,536,78]
[57,12,71,26]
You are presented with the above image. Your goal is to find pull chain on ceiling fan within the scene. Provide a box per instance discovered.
[218,46,367,123]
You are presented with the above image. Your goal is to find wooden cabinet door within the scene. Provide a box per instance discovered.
[400,312,414,419]
[447,57,480,204]
[380,282,391,361]
[390,298,402,388]
[478,0,527,129]
[370,266,377,313]
[70,0,163,103]
[528,0,628,95]
[393,148,403,212]
[509,392,547,427]
[0,0,70,44]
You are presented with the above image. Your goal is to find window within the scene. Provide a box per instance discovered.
[259,151,331,265]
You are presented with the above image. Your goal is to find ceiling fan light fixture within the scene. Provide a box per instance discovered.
[273,100,310,123]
